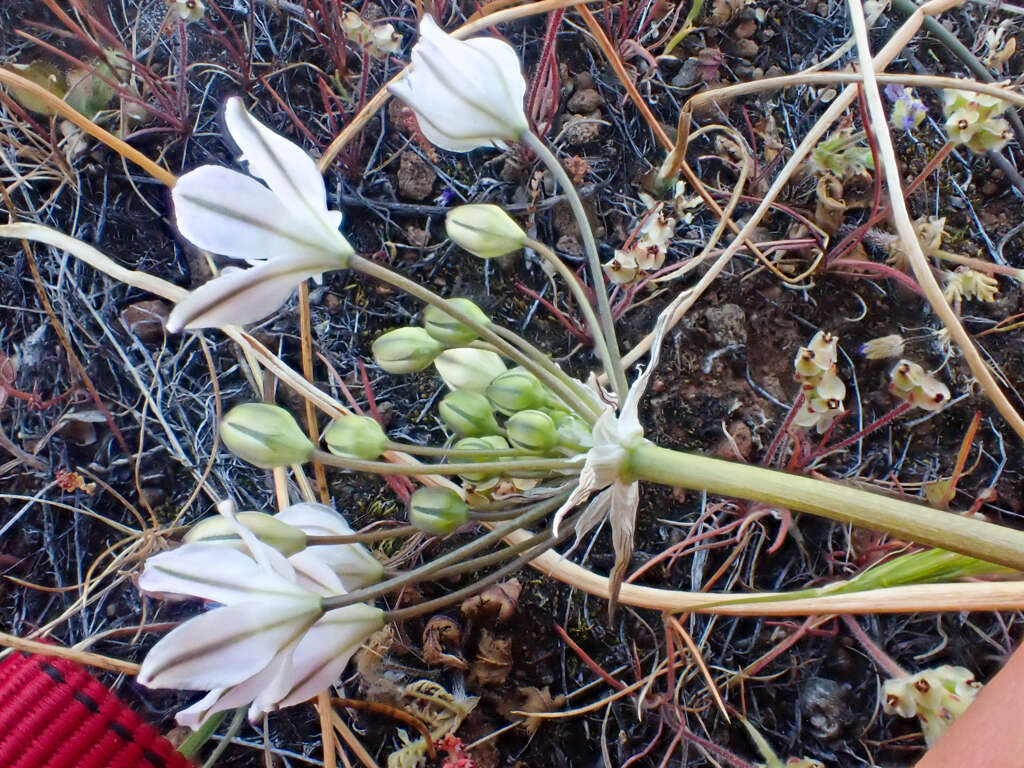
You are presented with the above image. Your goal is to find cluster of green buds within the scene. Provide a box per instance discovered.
[942,89,1012,153]
[792,330,846,433]
[888,360,951,412]
[372,297,492,376]
[604,194,677,285]
[882,665,981,746]
[809,128,874,179]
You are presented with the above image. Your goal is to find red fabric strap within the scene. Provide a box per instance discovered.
[0,650,194,768]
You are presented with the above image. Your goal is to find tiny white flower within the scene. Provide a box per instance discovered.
[172,0,205,23]
[387,15,529,153]
[167,97,354,331]
[138,503,383,728]
[433,347,507,392]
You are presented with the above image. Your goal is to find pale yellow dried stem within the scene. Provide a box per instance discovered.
[0,630,140,675]
[0,68,177,187]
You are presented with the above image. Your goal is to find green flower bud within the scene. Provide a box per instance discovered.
[423,298,490,346]
[486,368,548,415]
[372,327,444,373]
[438,390,501,437]
[552,411,594,451]
[324,415,387,460]
[220,403,314,468]
[408,487,469,535]
[453,435,510,482]
[445,204,527,259]
[505,409,559,453]
[184,511,308,556]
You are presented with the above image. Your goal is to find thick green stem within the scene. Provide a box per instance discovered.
[522,131,628,399]
[628,443,1024,571]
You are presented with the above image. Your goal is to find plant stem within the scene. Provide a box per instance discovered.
[383,440,530,458]
[311,448,583,477]
[350,253,596,423]
[522,131,629,400]
[627,442,1024,571]
[320,494,566,610]
[524,236,617,385]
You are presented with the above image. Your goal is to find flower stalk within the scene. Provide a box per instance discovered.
[627,443,1024,571]
[521,131,629,400]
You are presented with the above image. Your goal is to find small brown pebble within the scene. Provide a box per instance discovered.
[567,87,602,113]
[120,299,170,344]
[573,71,595,91]
[396,150,435,200]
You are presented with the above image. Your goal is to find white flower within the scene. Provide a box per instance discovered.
[172,0,205,22]
[167,97,354,331]
[387,15,529,152]
[275,502,384,593]
[434,347,506,392]
[138,505,383,728]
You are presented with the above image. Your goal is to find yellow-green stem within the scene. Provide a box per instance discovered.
[628,443,1024,571]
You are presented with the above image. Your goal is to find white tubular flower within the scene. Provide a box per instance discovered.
[387,15,529,152]
[167,97,354,331]
[138,504,384,728]
[275,502,384,592]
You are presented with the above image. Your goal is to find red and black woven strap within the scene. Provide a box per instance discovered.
[0,650,194,768]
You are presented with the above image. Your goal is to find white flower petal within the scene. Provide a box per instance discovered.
[218,499,297,583]
[138,600,318,690]
[166,250,346,331]
[387,15,528,153]
[172,165,345,265]
[275,604,385,708]
[276,503,383,591]
[139,543,306,605]
[223,97,335,234]
[609,480,639,572]
[287,549,348,596]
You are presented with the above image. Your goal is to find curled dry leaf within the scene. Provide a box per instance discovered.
[469,630,512,687]
[506,686,566,736]
[460,578,521,624]
[422,615,468,671]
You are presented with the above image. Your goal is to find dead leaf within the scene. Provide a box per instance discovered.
[505,686,566,736]
[461,578,521,624]
[469,630,512,687]
[422,615,467,671]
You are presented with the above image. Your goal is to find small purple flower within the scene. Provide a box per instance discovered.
[886,85,927,132]
[434,187,456,207]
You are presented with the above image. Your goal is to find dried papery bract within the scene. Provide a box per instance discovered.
[387,16,529,152]
[167,97,354,331]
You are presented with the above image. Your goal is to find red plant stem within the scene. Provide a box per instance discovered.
[841,615,907,678]
[828,140,955,264]
[830,258,925,294]
[806,401,915,462]
[515,282,590,343]
[553,622,626,691]
[763,392,804,467]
